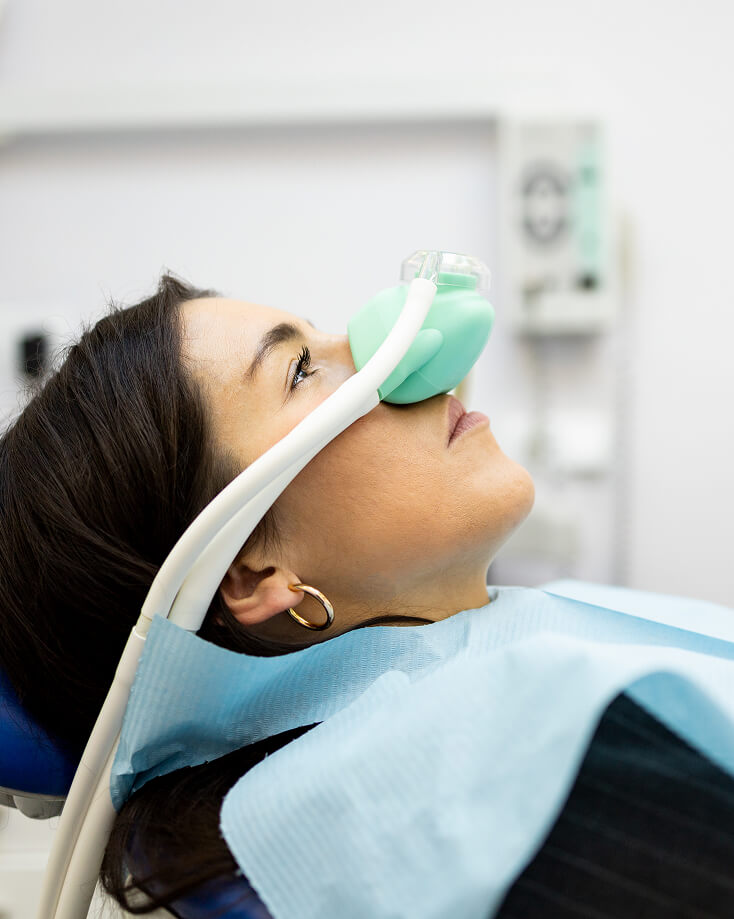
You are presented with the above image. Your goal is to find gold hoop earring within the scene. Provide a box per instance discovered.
[287,583,335,631]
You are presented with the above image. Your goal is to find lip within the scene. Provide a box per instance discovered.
[446,395,489,447]
[447,396,466,442]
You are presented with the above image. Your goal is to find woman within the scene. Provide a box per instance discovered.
[2,274,733,918]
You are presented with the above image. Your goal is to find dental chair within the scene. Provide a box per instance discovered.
[0,666,270,919]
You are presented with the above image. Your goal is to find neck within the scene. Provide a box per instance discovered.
[332,566,493,634]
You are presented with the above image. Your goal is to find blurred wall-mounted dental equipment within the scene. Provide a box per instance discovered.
[498,120,614,336]
[489,118,624,588]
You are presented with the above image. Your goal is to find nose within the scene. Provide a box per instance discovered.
[331,333,358,379]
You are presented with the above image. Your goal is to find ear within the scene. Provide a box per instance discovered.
[218,560,306,626]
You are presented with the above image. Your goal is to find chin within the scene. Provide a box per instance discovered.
[467,461,536,561]
[516,463,536,519]
[499,461,536,536]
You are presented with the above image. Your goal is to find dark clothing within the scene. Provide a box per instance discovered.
[495,692,734,918]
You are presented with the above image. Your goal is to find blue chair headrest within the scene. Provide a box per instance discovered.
[0,666,78,816]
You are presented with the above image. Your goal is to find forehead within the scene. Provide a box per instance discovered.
[181,297,289,349]
[179,297,294,378]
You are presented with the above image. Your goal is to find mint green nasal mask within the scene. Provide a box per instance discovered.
[348,250,495,404]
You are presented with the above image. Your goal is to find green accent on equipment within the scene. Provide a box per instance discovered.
[348,269,494,404]
[436,271,477,289]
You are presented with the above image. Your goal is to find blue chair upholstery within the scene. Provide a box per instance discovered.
[0,666,77,817]
[1,665,272,916]
[165,877,274,919]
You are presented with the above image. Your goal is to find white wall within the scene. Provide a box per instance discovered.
[0,0,731,606]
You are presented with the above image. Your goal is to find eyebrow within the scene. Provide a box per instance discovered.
[244,319,316,384]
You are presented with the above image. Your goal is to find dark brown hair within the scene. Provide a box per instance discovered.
[0,273,431,914]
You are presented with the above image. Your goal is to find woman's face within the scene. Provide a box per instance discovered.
[180,297,534,643]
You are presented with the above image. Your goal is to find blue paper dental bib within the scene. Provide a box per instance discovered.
[111,584,734,919]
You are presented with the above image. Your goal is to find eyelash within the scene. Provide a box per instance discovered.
[290,345,317,390]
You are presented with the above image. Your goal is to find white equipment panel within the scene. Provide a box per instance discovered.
[498,119,614,335]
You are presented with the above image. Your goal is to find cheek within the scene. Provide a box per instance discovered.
[272,408,535,574]
[277,418,395,521]
[273,415,427,559]
[273,425,462,579]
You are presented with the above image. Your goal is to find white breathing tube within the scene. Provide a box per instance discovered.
[37,260,440,919]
